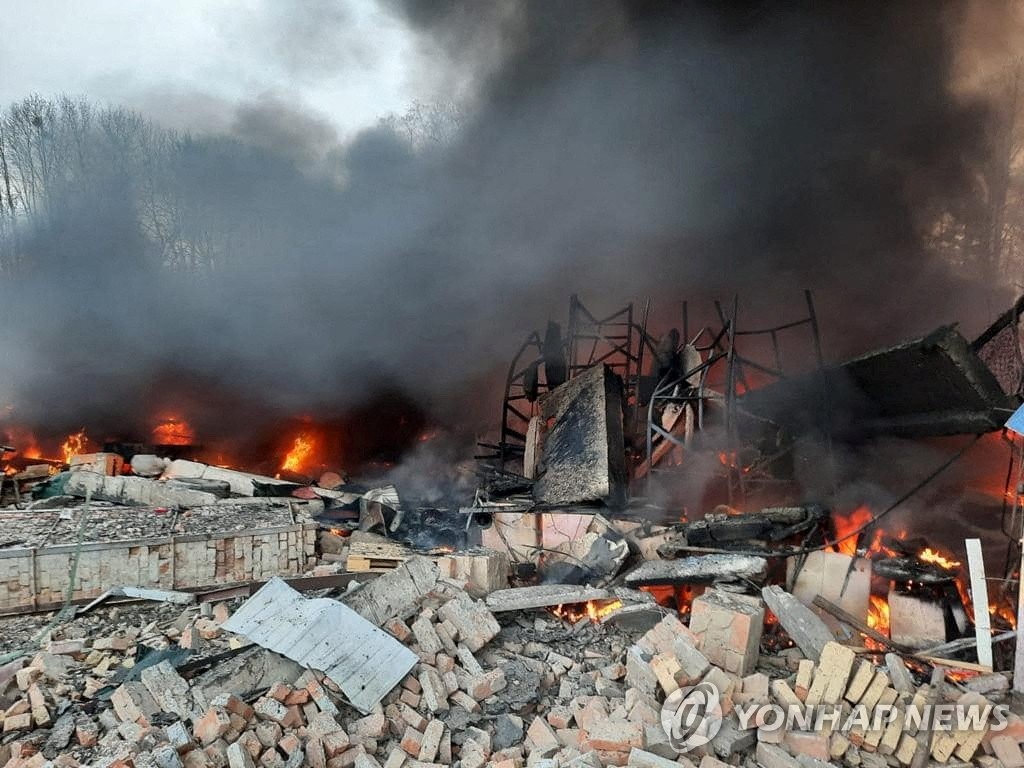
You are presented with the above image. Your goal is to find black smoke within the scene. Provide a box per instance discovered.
[0,1,1015,459]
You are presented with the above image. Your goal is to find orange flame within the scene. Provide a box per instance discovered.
[20,438,41,460]
[152,417,195,446]
[830,506,875,556]
[551,599,623,623]
[866,594,891,639]
[717,451,751,474]
[281,433,317,473]
[918,547,961,570]
[991,601,1018,629]
[61,429,88,464]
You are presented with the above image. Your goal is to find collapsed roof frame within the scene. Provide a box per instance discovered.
[481,295,654,474]
[641,291,833,508]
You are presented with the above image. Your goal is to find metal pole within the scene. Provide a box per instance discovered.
[805,289,836,494]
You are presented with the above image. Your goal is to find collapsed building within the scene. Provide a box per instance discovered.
[0,293,1023,768]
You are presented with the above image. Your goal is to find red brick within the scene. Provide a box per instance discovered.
[194,708,232,746]
[284,689,310,706]
[546,706,572,730]
[400,727,423,757]
[277,734,301,756]
[323,731,351,758]
[385,618,412,642]
[784,731,830,761]
[584,721,643,751]
[267,683,292,702]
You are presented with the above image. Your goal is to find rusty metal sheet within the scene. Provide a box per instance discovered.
[222,577,416,713]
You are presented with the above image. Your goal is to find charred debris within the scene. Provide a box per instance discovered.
[0,293,1024,767]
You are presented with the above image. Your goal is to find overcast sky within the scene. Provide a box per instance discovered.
[0,0,425,139]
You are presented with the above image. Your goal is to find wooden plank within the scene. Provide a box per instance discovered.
[635,419,688,479]
[965,538,992,669]
[812,594,911,653]
[349,541,408,552]
[346,556,402,573]
[916,655,993,673]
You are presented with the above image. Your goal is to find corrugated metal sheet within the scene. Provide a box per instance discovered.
[222,577,417,713]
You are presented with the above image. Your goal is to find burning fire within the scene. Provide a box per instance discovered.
[991,601,1018,629]
[61,429,88,464]
[281,432,317,473]
[152,416,195,446]
[717,451,750,474]
[830,506,880,557]
[639,584,702,617]
[866,594,891,638]
[550,599,623,623]
[918,547,961,570]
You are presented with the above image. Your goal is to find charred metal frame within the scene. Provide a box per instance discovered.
[566,295,651,413]
[484,296,655,472]
[484,291,832,497]
[643,290,832,507]
[477,331,545,470]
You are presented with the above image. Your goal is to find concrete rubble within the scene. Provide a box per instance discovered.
[2,296,1023,768]
[0,541,1016,768]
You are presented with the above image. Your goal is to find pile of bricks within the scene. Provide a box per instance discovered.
[754,641,1008,768]
[0,554,1016,768]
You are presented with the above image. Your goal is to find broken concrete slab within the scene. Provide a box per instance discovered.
[190,648,305,706]
[532,364,628,508]
[342,556,442,626]
[599,603,667,632]
[623,555,767,586]
[540,513,630,585]
[163,459,286,497]
[65,471,220,507]
[485,585,614,612]
[762,585,835,662]
[741,324,1015,438]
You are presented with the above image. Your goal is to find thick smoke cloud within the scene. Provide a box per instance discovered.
[0,1,1015,456]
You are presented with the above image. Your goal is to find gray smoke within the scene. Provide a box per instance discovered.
[0,1,1017,459]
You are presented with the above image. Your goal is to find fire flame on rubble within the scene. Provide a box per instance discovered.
[829,506,1016,640]
[918,547,961,570]
[639,584,702,617]
[281,432,317,473]
[152,416,195,446]
[61,429,88,465]
[550,599,623,623]
[866,594,891,637]
[829,506,885,557]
